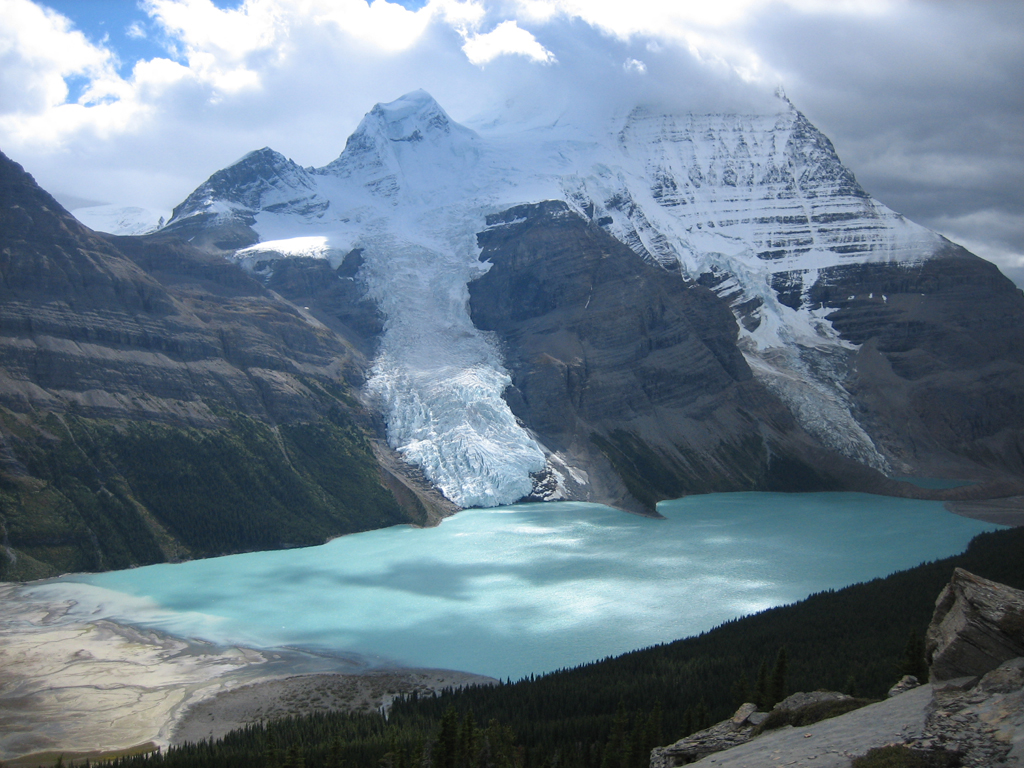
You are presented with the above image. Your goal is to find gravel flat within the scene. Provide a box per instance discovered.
[172,669,496,745]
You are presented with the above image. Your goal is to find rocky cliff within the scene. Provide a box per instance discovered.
[799,249,1024,478]
[469,201,882,512]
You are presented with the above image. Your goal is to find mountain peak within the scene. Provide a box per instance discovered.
[319,90,478,194]
[163,145,325,249]
[226,146,295,174]
[365,89,452,143]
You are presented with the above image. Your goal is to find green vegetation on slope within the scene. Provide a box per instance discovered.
[100,525,1024,768]
[0,406,414,580]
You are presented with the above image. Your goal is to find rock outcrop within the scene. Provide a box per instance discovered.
[888,675,923,698]
[926,568,1024,682]
[649,703,762,767]
[899,659,1024,766]
[651,572,1024,766]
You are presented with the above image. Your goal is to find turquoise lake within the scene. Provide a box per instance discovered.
[30,493,1002,681]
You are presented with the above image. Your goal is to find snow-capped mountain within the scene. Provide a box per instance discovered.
[160,90,1024,510]
[71,204,167,236]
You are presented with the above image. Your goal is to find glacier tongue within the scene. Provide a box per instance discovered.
[359,230,546,508]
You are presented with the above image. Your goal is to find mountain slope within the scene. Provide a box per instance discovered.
[469,201,873,511]
[0,151,443,580]
[153,90,1024,509]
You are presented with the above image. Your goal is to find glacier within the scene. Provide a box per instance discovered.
[164,89,951,506]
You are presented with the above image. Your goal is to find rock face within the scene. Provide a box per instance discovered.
[469,201,894,512]
[0,150,443,580]
[796,248,1024,478]
[926,568,1024,682]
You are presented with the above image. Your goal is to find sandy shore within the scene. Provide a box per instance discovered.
[0,584,493,764]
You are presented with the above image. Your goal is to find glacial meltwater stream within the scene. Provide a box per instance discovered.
[27,493,1001,681]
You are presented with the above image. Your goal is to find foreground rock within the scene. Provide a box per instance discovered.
[649,703,762,767]
[650,692,858,767]
[651,571,1024,766]
[652,687,933,768]
[900,660,1024,766]
[652,675,1024,767]
[926,568,1024,682]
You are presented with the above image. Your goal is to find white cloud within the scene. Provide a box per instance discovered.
[461,19,556,65]
[0,0,120,116]
[623,58,646,74]
[126,21,148,40]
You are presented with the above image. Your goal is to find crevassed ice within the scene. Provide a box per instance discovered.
[360,233,546,508]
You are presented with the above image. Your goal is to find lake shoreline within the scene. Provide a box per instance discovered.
[0,583,492,763]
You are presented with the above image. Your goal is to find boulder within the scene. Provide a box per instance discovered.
[887,675,921,698]
[773,690,852,711]
[979,657,1024,694]
[731,702,757,725]
[926,568,1024,681]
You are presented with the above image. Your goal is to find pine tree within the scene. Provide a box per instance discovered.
[434,706,460,768]
[898,632,929,682]
[600,701,628,768]
[769,647,788,708]
[731,672,752,706]
[642,702,663,756]
[458,712,477,768]
[753,659,769,709]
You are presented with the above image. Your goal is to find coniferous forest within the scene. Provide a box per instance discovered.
[87,525,1024,768]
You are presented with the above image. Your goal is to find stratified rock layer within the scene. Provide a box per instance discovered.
[801,247,1024,477]
[0,150,440,579]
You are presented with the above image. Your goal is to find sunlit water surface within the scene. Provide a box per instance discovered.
[29,493,1001,680]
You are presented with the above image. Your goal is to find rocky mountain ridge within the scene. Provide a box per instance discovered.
[155,89,1024,511]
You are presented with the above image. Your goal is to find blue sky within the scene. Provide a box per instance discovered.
[41,2,181,94]
[2,1,1021,280]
